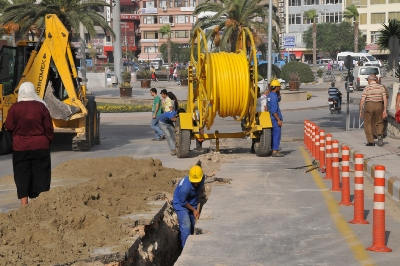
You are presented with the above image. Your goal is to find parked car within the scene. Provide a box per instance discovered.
[123,61,139,71]
[353,66,381,90]
[150,61,160,70]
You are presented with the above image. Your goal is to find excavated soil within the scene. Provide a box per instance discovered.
[0,153,231,266]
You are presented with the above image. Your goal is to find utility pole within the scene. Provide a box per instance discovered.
[267,0,273,83]
[112,0,122,83]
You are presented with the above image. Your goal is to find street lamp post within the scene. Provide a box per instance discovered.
[154,43,158,65]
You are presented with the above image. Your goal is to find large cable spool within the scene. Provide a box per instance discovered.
[188,27,258,130]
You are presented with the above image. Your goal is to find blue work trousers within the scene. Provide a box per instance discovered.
[151,115,164,140]
[159,121,176,151]
[175,209,195,248]
[272,119,282,151]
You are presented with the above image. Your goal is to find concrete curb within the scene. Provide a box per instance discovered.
[338,143,400,203]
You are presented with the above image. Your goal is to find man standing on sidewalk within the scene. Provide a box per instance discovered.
[150,88,165,141]
[267,80,284,157]
[159,110,177,155]
[359,74,387,146]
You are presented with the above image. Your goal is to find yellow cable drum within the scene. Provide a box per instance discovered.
[188,27,258,131]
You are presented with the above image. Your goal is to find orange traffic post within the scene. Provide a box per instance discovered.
[306,121,311,151]
[311,124,316,157]
[367,165,392,252]
[324,134,333,180]
[319,130,326,171]
[315,129,320,161]
[339,146,352,206]
[349,154,369,224]
[331,140,341,192]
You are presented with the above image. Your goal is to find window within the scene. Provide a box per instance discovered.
[144,46,158,53]
[321,12,342,23]
[304,0,319,5]
[389,12,400,20]
[144,31,158,39]
[175,15,189,23]
[370,0,386,4]
[174,0,184,7]
[289,0,301,5]
[159,0,173,8]
[389,0,400,3]
[371,13,385,24]
[175,30,189,38]
[106,36,111,42]
[160,31,172,39]
[159,15,173,24]
[190,15,196,24]
[323,0,342,4]
[144,16,158,24]
[370,31,382,43]
[121,6,135,12]
[188,0,195,7]
[289,14,301,24]
[360,13,367,24]
[303,17,319,24]
[144,1,157,8]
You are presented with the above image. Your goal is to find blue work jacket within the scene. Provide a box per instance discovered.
[267,91,283,121]
[172,175,204,211]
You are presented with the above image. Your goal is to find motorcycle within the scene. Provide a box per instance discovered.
[345,81,354,93]
[328,96,341,114]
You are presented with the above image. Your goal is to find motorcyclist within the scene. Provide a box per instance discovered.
[345,72,354,91]
[328,82,342,109]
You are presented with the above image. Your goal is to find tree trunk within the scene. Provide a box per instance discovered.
[167,35,171,67]
[354,21,359,53]
[312,22,317,66]
[230,29,239,52]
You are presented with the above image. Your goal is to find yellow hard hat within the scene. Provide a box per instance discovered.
[189,165,203,183]
[270,79,281,87]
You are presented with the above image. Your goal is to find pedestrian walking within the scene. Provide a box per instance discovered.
[5,82,54,207]
[159,110,178,155]
[160,89,173,113]
[172,165,205,248]
[150,88,165,141]
[167,91,179,111]
[169,64,174,81]
[267,80,284,157]
[359,74,387,146]
[151,66,158,82]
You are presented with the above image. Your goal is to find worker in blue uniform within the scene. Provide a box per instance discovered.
[172,165,205,248]
[267,79,284,157]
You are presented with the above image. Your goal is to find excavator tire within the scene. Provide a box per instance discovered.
[90,101,98,146]
[72,98,94,151]
[175,117,191,158]
[254,128,272,157]
[95,110,101,145]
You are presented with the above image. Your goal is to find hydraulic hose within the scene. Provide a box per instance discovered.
[205,50,251,129]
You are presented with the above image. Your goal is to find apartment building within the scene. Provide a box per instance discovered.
[355,0,400,57]
[137,0,198,63]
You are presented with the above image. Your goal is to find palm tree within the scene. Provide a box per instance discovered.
[343,4,360,53]
[0,0,114,42]
[304,9,318,66]
[193,0,281,53]
[159,24,172,67]
[377,19,400,71]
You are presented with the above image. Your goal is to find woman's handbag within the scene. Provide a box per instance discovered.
[0,124,12,155]
[396,110,400,123]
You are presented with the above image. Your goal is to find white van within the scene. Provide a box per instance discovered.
[337,52,380,67]
[353,66,381,90]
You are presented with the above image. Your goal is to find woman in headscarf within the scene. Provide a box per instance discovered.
[5,82,54,207]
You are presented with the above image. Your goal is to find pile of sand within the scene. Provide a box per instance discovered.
[0,157,187,265]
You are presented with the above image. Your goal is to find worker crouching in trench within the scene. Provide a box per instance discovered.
[172,164,205,248]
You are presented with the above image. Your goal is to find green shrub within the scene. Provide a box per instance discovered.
[317,68,324,78]
[281,61,314,83]
[257,63,281,79]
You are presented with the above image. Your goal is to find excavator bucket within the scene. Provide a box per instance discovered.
[44,82,80,120]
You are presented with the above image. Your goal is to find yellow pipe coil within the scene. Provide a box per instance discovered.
[205,50,250,129]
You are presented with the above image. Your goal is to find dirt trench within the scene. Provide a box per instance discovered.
[0,152,230,266]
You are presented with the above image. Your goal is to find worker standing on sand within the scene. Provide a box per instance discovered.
[173,165,205,248]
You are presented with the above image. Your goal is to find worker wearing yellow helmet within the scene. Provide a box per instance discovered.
[172,164,205,247]
[267,79,284,157]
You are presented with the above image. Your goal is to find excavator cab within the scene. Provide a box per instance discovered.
[0,14,100,151]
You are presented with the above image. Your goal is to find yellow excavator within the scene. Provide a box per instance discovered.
[0,14,99,151]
